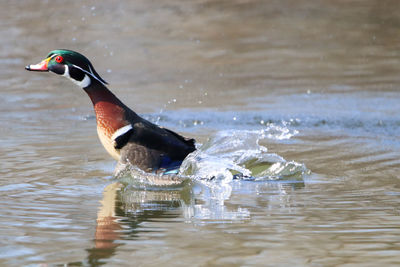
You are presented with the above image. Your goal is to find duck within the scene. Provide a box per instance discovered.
[25,49,196,175]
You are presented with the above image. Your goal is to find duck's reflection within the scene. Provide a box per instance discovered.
[86,183,122,266]
[85,181,193,266]
[84,178,304,265]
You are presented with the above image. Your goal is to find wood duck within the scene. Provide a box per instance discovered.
[25,49,195,175]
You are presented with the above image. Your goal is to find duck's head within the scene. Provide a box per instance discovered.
[25,49,107,88]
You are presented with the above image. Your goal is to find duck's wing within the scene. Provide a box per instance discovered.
[160,127,196,151]
[116,120,195,171]
[129,121,195,159]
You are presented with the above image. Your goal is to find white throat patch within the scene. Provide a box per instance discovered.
[63,65,91,88]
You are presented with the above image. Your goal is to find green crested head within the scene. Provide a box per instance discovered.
[25,49,107,88]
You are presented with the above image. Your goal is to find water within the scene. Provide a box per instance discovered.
[1,0,400,266]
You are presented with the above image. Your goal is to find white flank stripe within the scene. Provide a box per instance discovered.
[111,125,133,141]
[63,65,91,88]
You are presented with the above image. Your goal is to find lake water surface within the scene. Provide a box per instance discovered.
[1,0,400,266]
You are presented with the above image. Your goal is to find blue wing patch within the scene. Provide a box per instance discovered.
[155,156,182,175]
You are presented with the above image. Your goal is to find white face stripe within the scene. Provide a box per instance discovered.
[73,64,106,86]
[111,125,133,141]
[62,65,91,88]
[88,64,94,75]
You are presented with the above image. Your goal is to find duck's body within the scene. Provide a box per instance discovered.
[26,49,195,174]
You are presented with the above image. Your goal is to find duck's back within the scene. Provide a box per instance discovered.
[117,113,195,172]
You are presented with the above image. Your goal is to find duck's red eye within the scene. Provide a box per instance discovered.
[55,55,64,63]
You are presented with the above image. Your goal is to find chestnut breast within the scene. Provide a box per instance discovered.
[94,101,129,160]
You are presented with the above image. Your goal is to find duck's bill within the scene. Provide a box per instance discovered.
[25,57,51,71]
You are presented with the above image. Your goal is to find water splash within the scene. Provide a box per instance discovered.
[180,129,309,183]
[114,164,190,189]
[263,120,299,140]
[114,126,308,188]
